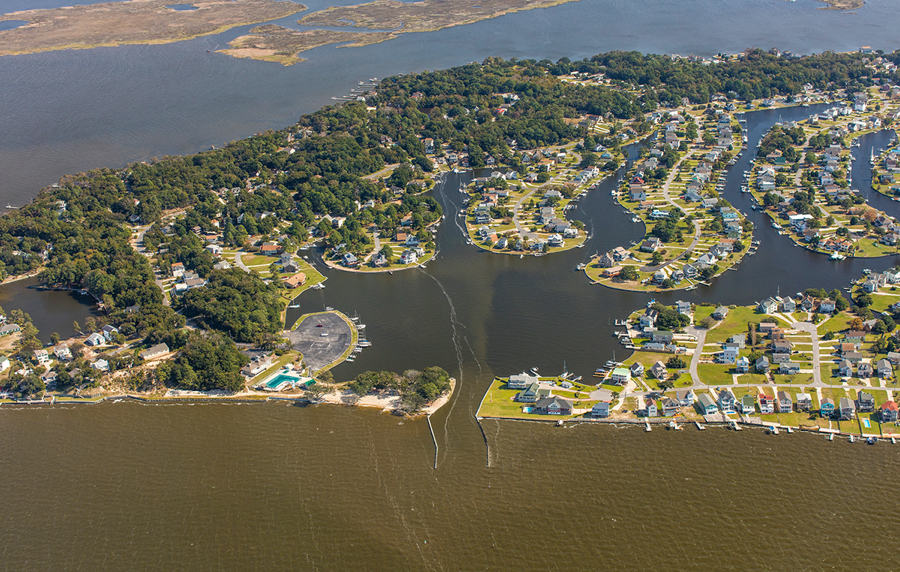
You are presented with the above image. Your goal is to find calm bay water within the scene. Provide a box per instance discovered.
[2,0,900,569]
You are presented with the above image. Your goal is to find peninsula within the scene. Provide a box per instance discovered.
[0,0,306,56]
[0,49,896,407]
[477,274,900,440]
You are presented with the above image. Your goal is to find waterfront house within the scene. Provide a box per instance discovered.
[739,394,756,415]
[341,253,358,267]
[661,398,679,417]
[676,389,695,407]
[717,389,736,413]
[697,393,718,416]
[641,237,662,252]
[610,367,631,385]
[516,382,549,403]
[779,362,800,375]
[507,373,539,389]
[676,300,692,315]
[880,401,899,423]
[629,362,645,378]
[34,349,49,366]
[591,401,610,418]
[780,297,796,312]
[819,299,837,314]
[534,396,572,415]
[777,391,793,413]
[140,343,170,360]
[758,297,779,314]
[839,397,855,420]
[857,391,875,413]
[712,306,729,320]
[640,309,659,328]
[796,393,812,411]
[757,392,774,414]
[0,324,20,337]
[85,332,105,346]
[54,344,73,361]
[101,324,119,342]
[820,397,836,418]
[877,358,893,379]
[642,398,657,418]
[650,361,668,381]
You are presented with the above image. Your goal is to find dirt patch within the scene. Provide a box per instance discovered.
[0,0,306,56]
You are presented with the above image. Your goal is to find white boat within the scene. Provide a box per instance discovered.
[772,222,782,229]
[287,304,300,309]
[830,252,845,260]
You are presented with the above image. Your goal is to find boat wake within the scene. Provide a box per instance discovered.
[418,268,482,461]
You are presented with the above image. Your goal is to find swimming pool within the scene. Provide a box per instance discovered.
[260,372,302,391]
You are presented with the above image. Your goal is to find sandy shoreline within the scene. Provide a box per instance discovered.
[29,378,457,417]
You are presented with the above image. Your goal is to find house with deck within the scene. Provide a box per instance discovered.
[839,397,856,420]
[880,401,899,423]
[534,396,573,415]
[820,397,836,418]
[777,391,793,413]
[758,392,775,414]
[697,393,718,415]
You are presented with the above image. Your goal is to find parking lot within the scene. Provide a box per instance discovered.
[284,311,352,371]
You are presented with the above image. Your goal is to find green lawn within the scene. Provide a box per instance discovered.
[476,379,577,420]
[819,312,854,336]
[707,306,783,344]
[697,363,734,386]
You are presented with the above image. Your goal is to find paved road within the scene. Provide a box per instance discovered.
[130,224,170,306]
[284,312,353,371]
[686,325,707,388]
[234,252,249,272]
[637,154,703,272]
[791,321,823,386]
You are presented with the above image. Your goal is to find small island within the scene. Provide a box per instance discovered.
[0,0,306,56]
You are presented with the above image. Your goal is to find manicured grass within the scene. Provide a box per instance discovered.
[706,306,782,344]
[242,254,279,267]
[477,379,576,420]
[770,373,814,385]
[819,312,854,336]
[697,363,734,386]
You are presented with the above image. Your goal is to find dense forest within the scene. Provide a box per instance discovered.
[0,49,896,392]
